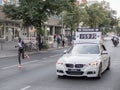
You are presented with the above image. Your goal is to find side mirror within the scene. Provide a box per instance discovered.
[101,51,108,55]
[63,50,67,54]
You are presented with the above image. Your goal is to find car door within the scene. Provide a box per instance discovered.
[100,44,109,71]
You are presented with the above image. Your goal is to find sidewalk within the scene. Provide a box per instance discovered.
[0,41,69,58]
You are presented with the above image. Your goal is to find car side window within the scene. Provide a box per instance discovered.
[101,44,106,51]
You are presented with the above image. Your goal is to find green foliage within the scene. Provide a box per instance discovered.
[84,3,112,28]
[63,1,116,35]
[42,40,49,49]
[3,0,116,35]
[3,0,75,35]
[62,2,88,37]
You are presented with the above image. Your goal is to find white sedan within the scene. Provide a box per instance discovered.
[56,43,110,78]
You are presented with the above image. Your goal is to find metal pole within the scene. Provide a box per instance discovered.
[61,12,63,35]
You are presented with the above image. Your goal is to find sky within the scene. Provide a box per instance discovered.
[98,0,120,17]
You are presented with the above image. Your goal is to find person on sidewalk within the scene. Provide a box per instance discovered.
[36,35,43,50]
[62,38,65,47]
[56,35,61,48]
[17,37,25,68]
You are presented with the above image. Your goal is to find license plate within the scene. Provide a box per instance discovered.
[68,69,81,71]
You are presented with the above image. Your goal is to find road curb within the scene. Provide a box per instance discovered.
[0,46,70,58]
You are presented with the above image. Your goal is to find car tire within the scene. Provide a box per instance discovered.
[57,75,63,78]
[106,58,110,70]
[97,63,102,79]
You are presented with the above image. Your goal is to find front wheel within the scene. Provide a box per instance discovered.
[96,63,102,79]
[106,58,110,70]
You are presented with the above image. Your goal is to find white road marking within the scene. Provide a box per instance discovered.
[2,60,39,70]
[20,85,31,90]
[1,54,60,70]
[49,54,61,57]
[42,58,47,59]
[2,64,18,70]
[41,60,55,63]
[22,60,39,65]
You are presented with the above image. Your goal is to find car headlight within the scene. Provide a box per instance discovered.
[88,61,99,67]
[56,61,64,65]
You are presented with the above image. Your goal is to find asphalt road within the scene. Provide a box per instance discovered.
[0,41,120,90]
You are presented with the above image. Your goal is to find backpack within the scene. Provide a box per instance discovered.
[18,41,24,49]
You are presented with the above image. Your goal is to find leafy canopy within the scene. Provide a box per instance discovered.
[3,0,75,34]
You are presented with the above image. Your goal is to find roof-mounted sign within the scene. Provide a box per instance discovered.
[74,28,102,44]
[77,28,100,32]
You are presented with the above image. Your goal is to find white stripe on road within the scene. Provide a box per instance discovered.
[1,54,61,70]
[22,60,39,65]
[2,60,39,70]
[20,85,31,90]
[42,58,47,59]
[2,64,18,70]
[49,54,61,57]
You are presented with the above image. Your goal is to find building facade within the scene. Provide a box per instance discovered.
[0,0,91,42]
[0,5,22,41]
[0,0,63,42]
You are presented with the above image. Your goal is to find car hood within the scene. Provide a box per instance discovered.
[62,54,100,64]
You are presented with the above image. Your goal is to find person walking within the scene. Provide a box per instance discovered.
[17,37,25,68]
[62,38,65,47]
[36,35,43,50]
[57,35,61,48]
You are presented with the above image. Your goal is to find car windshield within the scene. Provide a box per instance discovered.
[68,44,100,54]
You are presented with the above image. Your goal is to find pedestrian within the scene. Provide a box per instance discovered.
[17,37,25,68]
[36,35,43,50]
[57,35,61,48]
[62,38,65,47]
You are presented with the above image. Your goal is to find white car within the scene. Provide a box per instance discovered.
[56,43,110,78]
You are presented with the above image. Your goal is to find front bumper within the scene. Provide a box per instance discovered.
[56,65,99,77]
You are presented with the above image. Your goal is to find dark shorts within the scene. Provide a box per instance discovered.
[19,49,24,53]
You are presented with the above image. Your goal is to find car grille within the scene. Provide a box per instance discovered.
[75,64,84,68]
[66,64,74,68]
[66,71,84,75]
[65,64,84,68]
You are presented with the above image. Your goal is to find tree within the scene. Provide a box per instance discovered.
[62,2,87,41]
[84,3,111,28]
[3,0,75,35]
[61,1,117,38]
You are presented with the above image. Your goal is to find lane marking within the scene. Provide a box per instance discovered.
[42,58,47,59]
[2,65,18,70]
[2,60,38,70]
[41,60,55,63]
[49,54,61,57]
[20,85,31,90]
[1,54,61,70]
